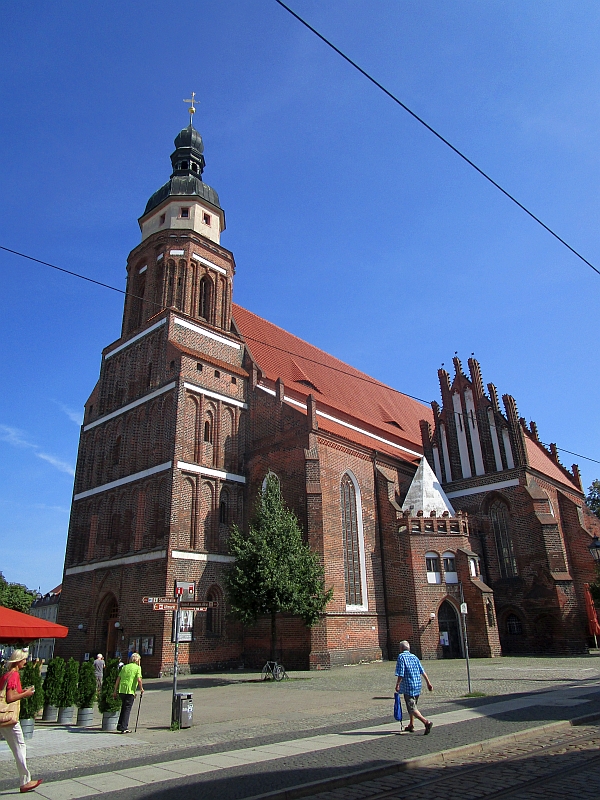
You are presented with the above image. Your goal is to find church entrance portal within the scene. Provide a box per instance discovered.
[97,597,119,658]
[438,600,462,658]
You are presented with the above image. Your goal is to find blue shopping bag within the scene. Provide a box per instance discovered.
[393,692,403,722]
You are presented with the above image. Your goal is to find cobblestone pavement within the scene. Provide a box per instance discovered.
[302,723,600,800]
[1,654,599,794]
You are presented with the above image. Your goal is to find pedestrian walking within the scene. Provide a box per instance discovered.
[395,640,433,735]
[93,653,105,695]
[0,649,43,793]
[113,652,143,734]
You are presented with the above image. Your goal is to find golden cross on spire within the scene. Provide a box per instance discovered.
[183,92,198,124]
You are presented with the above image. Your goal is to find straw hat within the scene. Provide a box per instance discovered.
[7,648,29,665]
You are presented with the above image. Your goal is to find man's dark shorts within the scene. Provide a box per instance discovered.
[404,694,420,712]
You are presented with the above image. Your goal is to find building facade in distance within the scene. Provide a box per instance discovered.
[30,585,62,662]
[56,119,600,675]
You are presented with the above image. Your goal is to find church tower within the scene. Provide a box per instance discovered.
[57,107,248,675]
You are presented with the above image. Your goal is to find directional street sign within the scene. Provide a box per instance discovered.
[142,597,174,604]
[181,601,218,608]
[152,603,178,611]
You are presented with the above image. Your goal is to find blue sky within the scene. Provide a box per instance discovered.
[1,1,600,592]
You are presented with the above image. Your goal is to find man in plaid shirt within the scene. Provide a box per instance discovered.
[395,640,433,734]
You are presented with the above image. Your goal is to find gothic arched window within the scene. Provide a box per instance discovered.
[506,613,523,635]
[490,500,518,578]
[206,585,224,636]
[340,473,365,608]
[199,276,212,321]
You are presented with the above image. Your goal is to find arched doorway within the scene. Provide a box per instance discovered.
[438,600,462,658]
[97,595,119,658]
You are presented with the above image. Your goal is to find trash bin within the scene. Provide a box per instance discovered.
[174,692,193,728]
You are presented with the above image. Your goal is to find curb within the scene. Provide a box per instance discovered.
[243,711,600,800]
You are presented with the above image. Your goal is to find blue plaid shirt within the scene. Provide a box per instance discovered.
[395,651,425,696]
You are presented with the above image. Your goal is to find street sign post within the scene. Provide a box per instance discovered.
[459,584,472,693]
[141,589,218,728]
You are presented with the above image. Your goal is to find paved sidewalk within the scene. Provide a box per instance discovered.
[2,673,600,799]
[2,655,600,796]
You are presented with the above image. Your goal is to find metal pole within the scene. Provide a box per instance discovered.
[171,593,180,726]
[459,583,472,694]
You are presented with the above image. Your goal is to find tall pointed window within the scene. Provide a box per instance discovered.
[490,500,518,577]
[199,276,212,321]
[341,473,365,608]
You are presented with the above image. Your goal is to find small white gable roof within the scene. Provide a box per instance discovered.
[402,457,455,516]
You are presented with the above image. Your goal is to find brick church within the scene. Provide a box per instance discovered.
[56,116,600,675]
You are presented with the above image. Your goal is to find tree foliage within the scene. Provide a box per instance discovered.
[586,480,600,520]
[77,660,96,709]
[225,475,332,658]
[43,656,65,708]
[98,658,121,713]
[19,661,44,720]
[58,657,79,708]
[0,573,37,613]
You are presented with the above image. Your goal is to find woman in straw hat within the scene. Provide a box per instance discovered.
[0,649,42,793]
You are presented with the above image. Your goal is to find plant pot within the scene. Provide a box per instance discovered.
[58,706,74,725]
[102,711,119,731]
[76,707,95,727]
[42,704,58,722]
[20,719,35,740]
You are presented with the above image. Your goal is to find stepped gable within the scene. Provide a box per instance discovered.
[525,435,579,490]
[401,457,455,515]
[233,303,431,455]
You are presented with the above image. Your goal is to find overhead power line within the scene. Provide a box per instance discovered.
[0,244,597,467]
[273,0,600,279]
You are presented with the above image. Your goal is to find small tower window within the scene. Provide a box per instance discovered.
[214,370,220,379]
[180,207,190,219]
[181,161,188,170]
[204,420,212,443]
[196,363,203,372]
[231,376,237,385]
[192,163,198,173]
[159,213,166,225]
[203,213,211,226]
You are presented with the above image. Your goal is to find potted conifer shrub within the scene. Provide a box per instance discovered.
[42,656,65,722]
[98,658,121,731]
[57,657,79,724]
[19,660,44,740]
[76,660,96,727]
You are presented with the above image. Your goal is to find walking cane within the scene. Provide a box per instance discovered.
[134,692,143,733]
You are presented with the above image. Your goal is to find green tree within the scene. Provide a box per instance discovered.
[98,659,121,714]
[77,660,96,709]
[43,656,65,708]
[19,661,44,720]
[58,658,79,708]
[0,573,36,613]
[225,475,333,661]
[587,480,600,520]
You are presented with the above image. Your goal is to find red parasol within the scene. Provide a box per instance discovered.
[584,584,600,638]
[0,605,68,644]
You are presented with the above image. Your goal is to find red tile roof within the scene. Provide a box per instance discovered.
[233,304,430,461]
[525,437,579,491]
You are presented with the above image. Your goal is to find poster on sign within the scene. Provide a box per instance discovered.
[439,631,450,647]
[172,609,194,642]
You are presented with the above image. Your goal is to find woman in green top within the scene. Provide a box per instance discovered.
[113,653,143,733]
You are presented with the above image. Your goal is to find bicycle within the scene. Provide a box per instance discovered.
[261,660,287,681]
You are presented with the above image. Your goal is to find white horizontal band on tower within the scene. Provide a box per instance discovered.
[105,317,167,359]
[176,461,246,484]
[83,382,176,431]
[73,462,172,500]
[183,382,247,409]
[191,253,227,274]
[174,317,241,349]
[65,550,167,575]
[171,550,235,564]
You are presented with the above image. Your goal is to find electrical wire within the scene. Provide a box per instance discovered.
[273,0,600,279]
[1,243,596,466]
